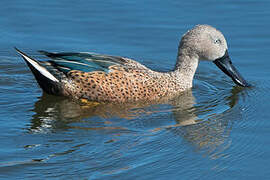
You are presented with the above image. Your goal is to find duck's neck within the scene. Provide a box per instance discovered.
[170,51,199,89]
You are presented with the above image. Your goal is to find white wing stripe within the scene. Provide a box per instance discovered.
[52,59,95,67]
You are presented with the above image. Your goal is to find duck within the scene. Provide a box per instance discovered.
[15,24,250,103]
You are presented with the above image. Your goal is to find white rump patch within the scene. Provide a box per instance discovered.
[18,51,59,82]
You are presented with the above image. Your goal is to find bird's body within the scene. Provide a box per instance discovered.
[16,25,249,103]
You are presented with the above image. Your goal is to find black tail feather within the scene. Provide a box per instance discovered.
[15,48,63,95]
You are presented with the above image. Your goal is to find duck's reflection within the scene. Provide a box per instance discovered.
[30,86,243,155]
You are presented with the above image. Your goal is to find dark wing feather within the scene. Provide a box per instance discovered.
[39,51,129,73]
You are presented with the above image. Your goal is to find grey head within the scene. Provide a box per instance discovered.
[178,24,250,87]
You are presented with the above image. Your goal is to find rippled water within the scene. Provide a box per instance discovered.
[1,0,270,179]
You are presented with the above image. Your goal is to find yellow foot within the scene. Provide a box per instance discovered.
[80,98,100,108]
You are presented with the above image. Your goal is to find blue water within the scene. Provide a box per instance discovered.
[1,0,270,179]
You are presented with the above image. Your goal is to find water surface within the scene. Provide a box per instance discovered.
[0,0,270,179]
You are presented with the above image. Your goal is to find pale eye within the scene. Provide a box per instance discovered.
[214,39,222,44]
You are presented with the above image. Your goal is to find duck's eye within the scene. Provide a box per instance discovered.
[214,39,222,44]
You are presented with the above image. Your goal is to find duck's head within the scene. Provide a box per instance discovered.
[179,24,250,87]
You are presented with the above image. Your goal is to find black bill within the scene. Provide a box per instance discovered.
[214,50,250,87]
